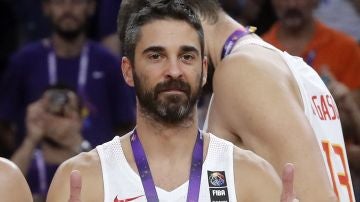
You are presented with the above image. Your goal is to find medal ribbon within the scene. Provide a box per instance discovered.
[221,26,256,59]
[130,129,203,202]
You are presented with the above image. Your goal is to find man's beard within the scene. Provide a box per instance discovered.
[52,15,87,41]
[134,70,203,124]
[280,9,306,32]
[54,26,84,41]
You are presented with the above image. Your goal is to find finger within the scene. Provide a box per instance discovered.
[281,163,295,202]
[69,170,82,202]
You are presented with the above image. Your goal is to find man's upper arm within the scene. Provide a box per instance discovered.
[212,49,335,201]
[47,159,74,202]
[47,151,103,202]
[213,52,322,167]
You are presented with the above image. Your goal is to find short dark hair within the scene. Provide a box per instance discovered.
[118,0,148,50]
[121,0,205,65]
[181,0,222,23]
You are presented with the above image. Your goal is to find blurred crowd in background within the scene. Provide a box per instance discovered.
[0,0,359,201]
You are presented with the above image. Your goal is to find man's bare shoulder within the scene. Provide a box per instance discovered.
[218,40,293,83]
[47,149,103,202]
[0,158,32,201]
[232,147,282,201]
[55,149,101,175]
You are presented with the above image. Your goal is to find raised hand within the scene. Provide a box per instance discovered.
[26,99,47,145]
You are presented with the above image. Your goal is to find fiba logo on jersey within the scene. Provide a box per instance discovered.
[208,171,226,187]
[207,171,229,202]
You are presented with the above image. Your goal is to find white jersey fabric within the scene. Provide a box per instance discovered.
[204,37,355,202]
[97,133,237,202]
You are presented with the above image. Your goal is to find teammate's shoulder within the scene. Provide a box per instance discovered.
[0,158,32,201]
[220,40,283,70]
[0,157,16,169]
[0,157,23,178]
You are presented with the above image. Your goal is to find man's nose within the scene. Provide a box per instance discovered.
[165,58,183,79]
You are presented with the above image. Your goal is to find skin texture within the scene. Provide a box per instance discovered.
[47,18,295,202]
[0,158,32,202]
[201,11,337,201]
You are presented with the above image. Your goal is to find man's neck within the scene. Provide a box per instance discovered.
[125,108,203,191]
[51,33,87,58]
[135,110,199,161]
[202,11,247,68]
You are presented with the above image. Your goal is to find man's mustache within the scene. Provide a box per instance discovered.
[57,14,79,23]
[282,9,304,20]
[154,79,191,97]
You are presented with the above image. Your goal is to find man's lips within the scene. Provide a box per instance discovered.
[159,89,187,94]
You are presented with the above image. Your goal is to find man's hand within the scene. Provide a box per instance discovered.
[43,90,83,148]
[26,100,47,145]
[69,170,82,202]
[281,163,299,202]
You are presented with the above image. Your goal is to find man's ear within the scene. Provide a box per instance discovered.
[121,57,135,87]
[202,56,208,87]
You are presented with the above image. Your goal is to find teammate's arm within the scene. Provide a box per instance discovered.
[210,47,337,201]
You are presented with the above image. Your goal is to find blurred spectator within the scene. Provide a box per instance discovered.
[0,157,32,202]
[315,0,360,42]
[14,0,99,44]
[262,0,360,91]
[220,0,277,35]
[11,86,88,201]
[0,0,136,154]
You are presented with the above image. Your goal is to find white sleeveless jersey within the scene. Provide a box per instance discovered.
[96,133,237,202]
[204,37,355,202]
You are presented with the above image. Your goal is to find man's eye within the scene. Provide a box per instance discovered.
[181,54,195,62]
[148,53,162,60]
